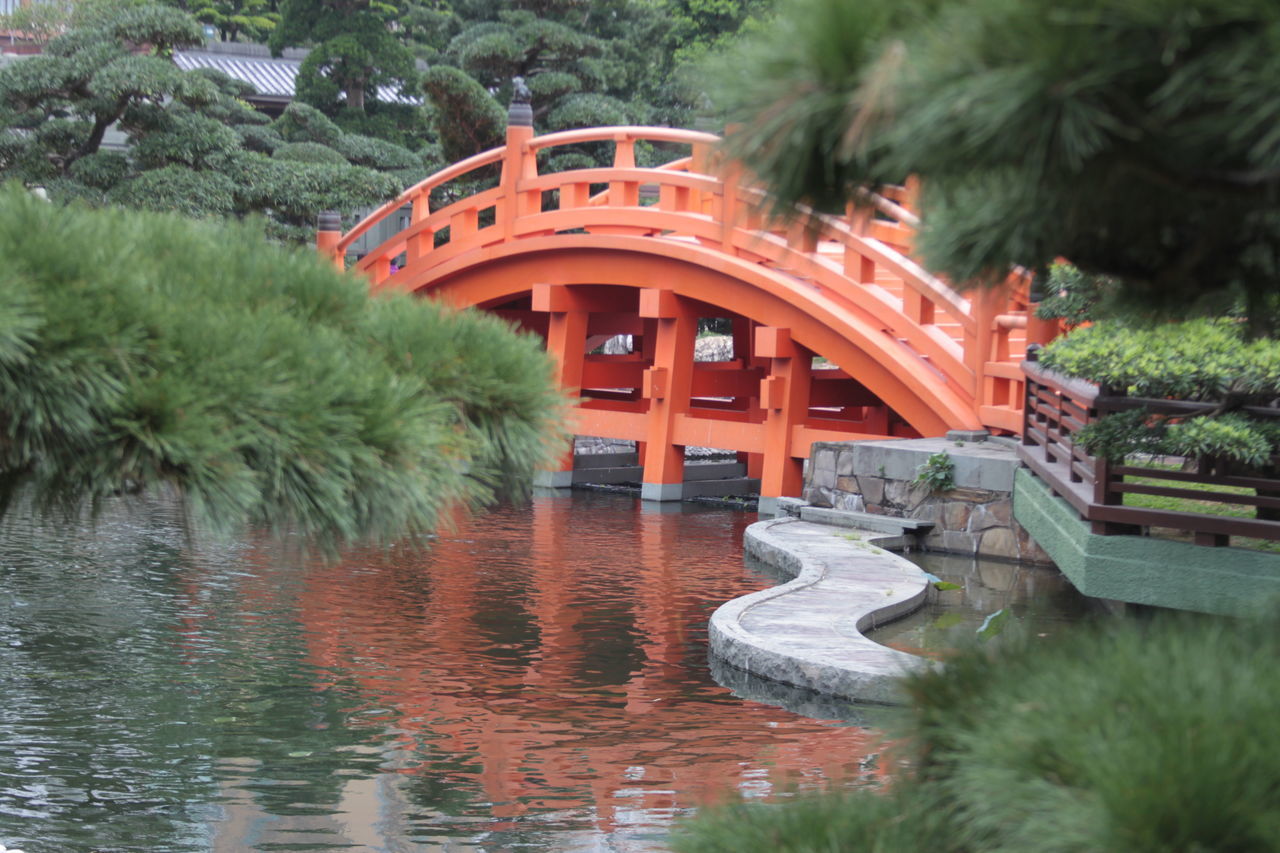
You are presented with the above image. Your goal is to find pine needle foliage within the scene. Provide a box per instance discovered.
[676,613,1280,852]
[0,188,564,542]
[712,0,1280,335]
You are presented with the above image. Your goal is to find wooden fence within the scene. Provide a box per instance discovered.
[1018,355,1280,547]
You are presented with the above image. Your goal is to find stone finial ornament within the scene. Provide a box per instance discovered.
[508,76,533,127]
[317,210,341,232]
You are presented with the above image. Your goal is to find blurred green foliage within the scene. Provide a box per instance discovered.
[0,188,563,540]
[677,612,1280,852]
[711,0,1280,337]
[0,10,435,241]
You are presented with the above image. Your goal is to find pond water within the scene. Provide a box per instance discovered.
[0,492,887,853]
[873,551,1096,658]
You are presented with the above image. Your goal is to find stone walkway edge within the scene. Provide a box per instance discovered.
[708,518,931,706]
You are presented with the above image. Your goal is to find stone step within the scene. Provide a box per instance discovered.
[799,506,935,535]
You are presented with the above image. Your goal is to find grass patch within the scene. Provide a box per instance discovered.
[1118,462,1280,553]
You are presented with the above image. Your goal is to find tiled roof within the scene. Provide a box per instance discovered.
[175,50,298,98]
[173,48,420,105]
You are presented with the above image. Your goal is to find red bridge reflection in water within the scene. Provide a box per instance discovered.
[282,493,886,838]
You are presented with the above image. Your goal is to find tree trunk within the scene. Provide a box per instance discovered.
[347,78,366,113]
[1246,291,1277,340]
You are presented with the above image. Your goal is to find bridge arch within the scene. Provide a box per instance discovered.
[403,238,977,436]
[321,122,1045,503]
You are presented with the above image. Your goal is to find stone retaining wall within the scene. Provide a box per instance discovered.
[803,438,1053,564]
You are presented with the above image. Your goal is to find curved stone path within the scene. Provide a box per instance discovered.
[708,518,931,705]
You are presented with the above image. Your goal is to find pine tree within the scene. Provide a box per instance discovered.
[0,189,563,540]
[715,0,1280,336]
[0,5,434,241]
[269,0,417,116]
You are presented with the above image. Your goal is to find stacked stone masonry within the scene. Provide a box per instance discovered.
[803,437,1053,564]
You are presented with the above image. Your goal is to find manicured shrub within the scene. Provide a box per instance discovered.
[1034,263,1111,326]
[271,101,345,147]
[333,133,422,171]
[272,141,349,165]
[421,65,506,163]
[1039,319,1280,465]
[331,103,431,150]
[67,151,131,190]
[107,166,237,218]
[130,109,241,169]
[1038,319,1280,401]
[235,123,285,154]
[544,92,631,130]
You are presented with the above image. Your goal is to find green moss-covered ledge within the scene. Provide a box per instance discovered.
[1012,467,1280,615]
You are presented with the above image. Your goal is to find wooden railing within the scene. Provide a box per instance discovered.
[328,125,1044,434]
[1019,356,1280,547]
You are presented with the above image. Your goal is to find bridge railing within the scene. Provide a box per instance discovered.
[1019,355,1280,546]
[328,125,1039,431]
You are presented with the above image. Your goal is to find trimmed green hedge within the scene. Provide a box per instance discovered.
[1039,319,1280,464]
[1039,319,1280,400]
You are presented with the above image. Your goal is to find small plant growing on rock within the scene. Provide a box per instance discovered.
[914,451,956,494]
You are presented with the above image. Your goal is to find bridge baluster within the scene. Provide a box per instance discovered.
[964,283,1008,413]
[787,221,818,254]
[370,255,391,286]
[405,229,432,264]
[658,184,690,213]
[844,244,876,285]
[719,163,743,252]
[450,207,478,246]
[500,116,537,240]
[845,202,872,237]
[562,183,591,210]
[612,137,636,169]
[903,288,935,325]
[690,141,714,215]
[609,135,640,207]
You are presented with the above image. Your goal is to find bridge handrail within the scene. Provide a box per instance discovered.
[337,128,716,257]
[336,145,506,255]
[728,184,975,335]
[519,167,721,195]
[855,187,919,227]
[522,126,721,155]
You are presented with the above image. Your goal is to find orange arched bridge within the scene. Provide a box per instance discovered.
[318,121,1051,507]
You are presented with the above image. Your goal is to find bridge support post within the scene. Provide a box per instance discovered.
[639,289,697,501]
[730,317,766,478]
[315,211,344,269]
[758,327,813,508]
[533,283,589,489]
